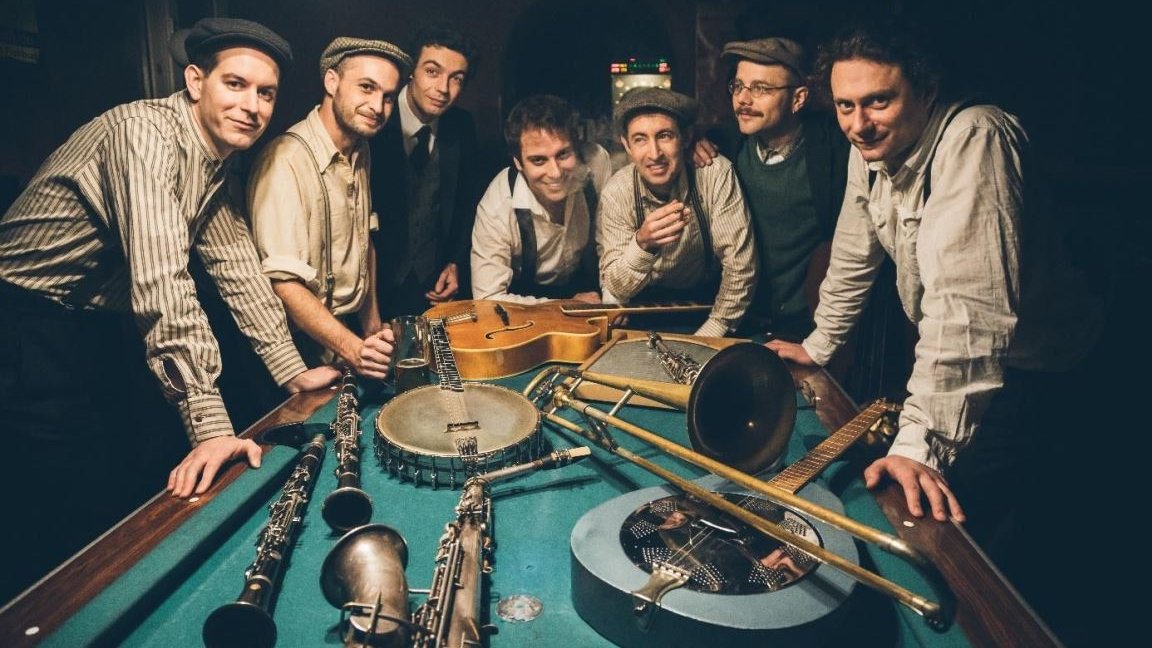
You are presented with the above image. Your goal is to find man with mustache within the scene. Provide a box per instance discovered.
[698,38,850,342]
[471,94,612,304]
[370,23,483,319]
[597,87,757,337]
[765,18,1104,641]
[248,38,412,380]
[0,18,337,602]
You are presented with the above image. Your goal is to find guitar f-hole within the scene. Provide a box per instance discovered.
[484,321,535,340]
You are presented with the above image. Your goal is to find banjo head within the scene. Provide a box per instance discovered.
[374,383,542,488]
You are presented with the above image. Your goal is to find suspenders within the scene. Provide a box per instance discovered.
[281,131,336,311]
[506,166,598,291]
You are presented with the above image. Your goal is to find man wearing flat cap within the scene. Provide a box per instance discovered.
[597,86,757,337]
[0,17,338,601]
[248,37,413,380]
[696,37,850,343]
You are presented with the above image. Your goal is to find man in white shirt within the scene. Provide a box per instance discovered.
[472,94,613,304]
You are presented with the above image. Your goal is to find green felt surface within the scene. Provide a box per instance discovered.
[46,371,968,647]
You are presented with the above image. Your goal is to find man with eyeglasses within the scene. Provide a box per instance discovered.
[370,23,483,320]
[697,37,849,342]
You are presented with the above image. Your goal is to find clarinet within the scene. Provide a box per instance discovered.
[411,447,591,648]
[322,369,373,532]
[203,433,327,648]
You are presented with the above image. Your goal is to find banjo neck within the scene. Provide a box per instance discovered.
[428,318,481,437]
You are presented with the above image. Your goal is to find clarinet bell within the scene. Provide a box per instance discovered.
[320,523,411,647]
[202,600,276,648]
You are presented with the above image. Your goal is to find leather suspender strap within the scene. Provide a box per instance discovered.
[507,166,540,288]
[281,131,335,310]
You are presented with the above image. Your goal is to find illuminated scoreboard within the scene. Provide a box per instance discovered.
[610,58,672,106]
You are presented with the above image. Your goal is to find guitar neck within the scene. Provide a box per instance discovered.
[559,301,712,317]
[769,400,894,494]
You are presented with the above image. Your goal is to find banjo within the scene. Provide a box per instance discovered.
[374,314,542,489]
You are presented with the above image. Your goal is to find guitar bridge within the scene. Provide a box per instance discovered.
[447,421,481,434]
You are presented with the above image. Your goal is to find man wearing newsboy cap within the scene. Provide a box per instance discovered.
[248,37,413,381]
[695,37,850,343]
[0,17,338,601]
[597,86,757,337]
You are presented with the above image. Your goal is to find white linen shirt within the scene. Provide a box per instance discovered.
[804,100,1102,469]
[471,143,612,304]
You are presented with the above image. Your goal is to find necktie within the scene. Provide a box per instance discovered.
[410,125,431,171]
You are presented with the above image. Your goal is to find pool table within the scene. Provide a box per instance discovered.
[0,351,1060,647]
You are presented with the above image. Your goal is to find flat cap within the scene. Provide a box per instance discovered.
[722,37,806,79]
[170,17,292,69]
[613,87,699,135]
[319,37,413,78]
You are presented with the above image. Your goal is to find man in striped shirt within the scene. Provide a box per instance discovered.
[597,87,757,337]
[0,18,337,601]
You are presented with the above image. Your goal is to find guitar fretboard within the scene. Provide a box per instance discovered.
[428,318,480,435]
[559,301,711,316]
[770,400,893,495]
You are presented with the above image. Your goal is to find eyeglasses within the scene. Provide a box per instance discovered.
[727,80,799,98]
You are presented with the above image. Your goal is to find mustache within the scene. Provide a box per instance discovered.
[736,108,763,117]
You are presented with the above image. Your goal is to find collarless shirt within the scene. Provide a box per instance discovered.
[597,155,758,337]
[471,143,612,304]
[0,91,307,445]
[804,100,1103,470]
[248,106,377,318]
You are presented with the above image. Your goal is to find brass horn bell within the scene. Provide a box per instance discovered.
[582,342,796,475]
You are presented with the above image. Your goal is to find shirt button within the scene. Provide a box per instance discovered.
[193,414,203,423]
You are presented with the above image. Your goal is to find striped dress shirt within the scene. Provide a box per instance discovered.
[0,91,307,445]
[596,155,758,337]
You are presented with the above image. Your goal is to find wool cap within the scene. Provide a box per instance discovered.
[319,37,412,78]
[613,87,699,135]
[722,38,806,79]
[170,17,292,69]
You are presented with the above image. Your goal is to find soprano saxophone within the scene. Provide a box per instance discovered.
[411,447,592,648]
[203,433,327,648]
[323,369,373,532]
[647,331,703,385]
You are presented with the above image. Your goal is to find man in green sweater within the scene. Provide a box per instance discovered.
[697,37,849,341]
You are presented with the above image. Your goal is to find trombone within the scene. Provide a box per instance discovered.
[523,342,955,631]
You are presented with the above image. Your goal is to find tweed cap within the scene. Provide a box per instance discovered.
[722,37,806,78]
[613,87,699,135]
[319,37,413,78]
[170,17,292,69]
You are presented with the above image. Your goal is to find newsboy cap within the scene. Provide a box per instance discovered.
[170,17,292,69]
[722,38,806,79]
[319,37,413,78]
[613,87,699,135]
